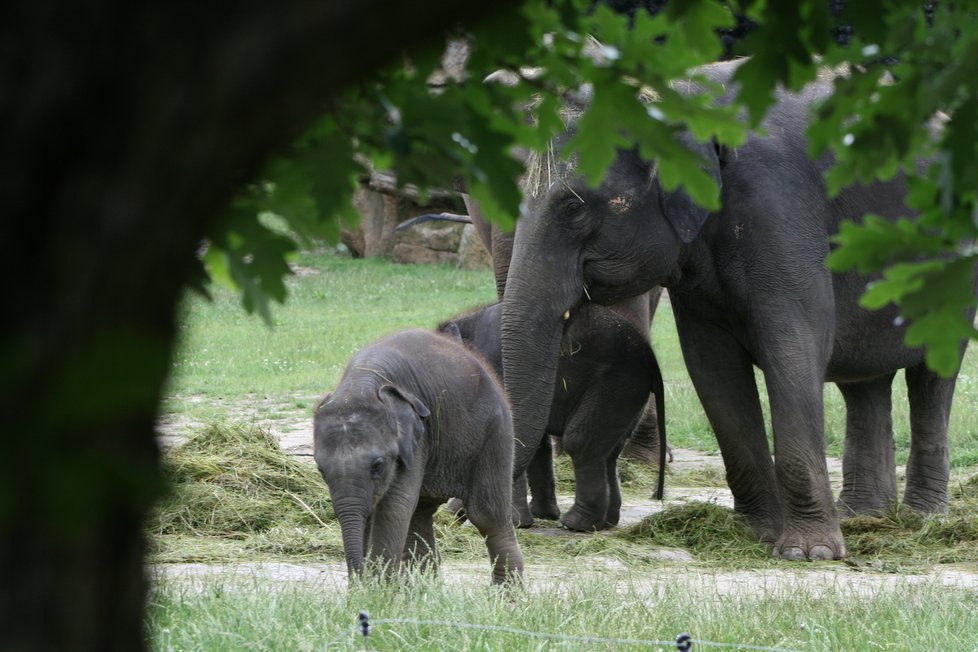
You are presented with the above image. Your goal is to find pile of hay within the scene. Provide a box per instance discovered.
[618,502,769,562]
[151,424,334,540]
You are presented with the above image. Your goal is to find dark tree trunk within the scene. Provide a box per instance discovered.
[0,2,516,649]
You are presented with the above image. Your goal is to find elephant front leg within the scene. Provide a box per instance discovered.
[766,367,846,561]
[368,483,422,579]
[559,460,611,531]
[675,316,783,548]
[511,473,534,528]
[402,498,443,574]
[836,374,898,516]
[904,362,955,513]
[527,437,560,520]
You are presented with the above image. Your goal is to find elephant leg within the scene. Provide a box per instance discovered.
[761,342,844,561]
[466,503,525,585]
[675,314,783,548]
[903,362,956,513]
[527,436,560,520]
[621,397,660,465]
[559,454,611,531]
[465,437,525,584]
[559,408,634,531]
[511,473,534,528]
[402,497,442,574]
[367,482,421,578]
[836,374,897,516]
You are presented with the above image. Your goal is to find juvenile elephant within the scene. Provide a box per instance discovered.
[313,328,524,584]
[440,299,665,531]
[500,59,977,561]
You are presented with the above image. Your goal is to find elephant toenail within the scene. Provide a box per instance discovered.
[778,546,807,561]
[809,545,835,560]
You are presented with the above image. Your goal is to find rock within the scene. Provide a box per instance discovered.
[394,221,463,252]
[456,224,492,270]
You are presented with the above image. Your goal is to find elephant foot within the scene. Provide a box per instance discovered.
[771,525,846,561]
[835,494,893,518]
[902,487,948,514]
[559,504,609,532]
[736,508,782,550]
[530,496,560,521]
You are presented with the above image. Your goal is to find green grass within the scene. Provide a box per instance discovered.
[148,572,978,651]
[163,249,497,425]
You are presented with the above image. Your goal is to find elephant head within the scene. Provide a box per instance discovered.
[313,384,430,577]
[502,129,721,476]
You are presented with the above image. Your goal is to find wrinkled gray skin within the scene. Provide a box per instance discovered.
[501,59,977,561]
[441,300,665,531]
[313,329,524,584]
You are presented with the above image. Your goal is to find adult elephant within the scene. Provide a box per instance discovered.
[501,59,976,560]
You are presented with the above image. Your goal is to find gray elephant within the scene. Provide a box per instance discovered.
[499,59,977,561]
[440,299,665,531]
[313,328,524,584]
[461,195,667,467]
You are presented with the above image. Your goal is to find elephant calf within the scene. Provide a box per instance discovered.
[441,299,666,532]
[313,328,524,585]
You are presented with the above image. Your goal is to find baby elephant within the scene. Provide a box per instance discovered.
[313,328,524,585]
[441,300,665,532]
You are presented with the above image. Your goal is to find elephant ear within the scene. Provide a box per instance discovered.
[658,134,722,244]
[378,384,430,468]
[439,320,463,342]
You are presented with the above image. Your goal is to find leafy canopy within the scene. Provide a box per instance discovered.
[205,0,978,376]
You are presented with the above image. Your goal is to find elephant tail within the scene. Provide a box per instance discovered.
[651,346,667,501]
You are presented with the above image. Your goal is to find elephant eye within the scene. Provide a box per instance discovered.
[369,457,386,479]
[562,198,586,216]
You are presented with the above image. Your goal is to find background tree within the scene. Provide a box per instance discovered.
[2,0,975,649]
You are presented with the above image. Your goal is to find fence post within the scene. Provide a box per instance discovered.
[358,610,371,650]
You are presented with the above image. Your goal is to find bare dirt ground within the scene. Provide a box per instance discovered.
[153,417,978,597]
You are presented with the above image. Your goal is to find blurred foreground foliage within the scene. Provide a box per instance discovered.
[208,0,977,375]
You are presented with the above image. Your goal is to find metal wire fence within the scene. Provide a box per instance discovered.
[319,610,804,651]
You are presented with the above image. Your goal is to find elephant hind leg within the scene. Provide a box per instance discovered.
[836,373,897,516]
[904,363,957,513]
[621,398,663,465]
[465,501,525,585]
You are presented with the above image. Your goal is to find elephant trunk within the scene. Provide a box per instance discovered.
[501,223,582,478]
[333,496,369,578]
